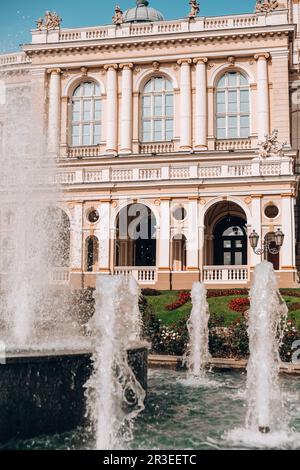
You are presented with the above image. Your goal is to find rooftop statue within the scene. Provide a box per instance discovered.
[188,0,200,19]
[36,11,62,31]
[257,129,286,158]
[255,0,279,13]
[112,5,124,25]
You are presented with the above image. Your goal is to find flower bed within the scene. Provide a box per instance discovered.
[165,288,249,311]
[228,297,250,313]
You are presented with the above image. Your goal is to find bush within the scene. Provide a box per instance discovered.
[141,288,161,297]
[280,320,300,362]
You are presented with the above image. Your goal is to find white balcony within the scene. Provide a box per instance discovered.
[114,267,157,284]
[56,156,294,187]
[203,266,249,283]
[49,268,70,285]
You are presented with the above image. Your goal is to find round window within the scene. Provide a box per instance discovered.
[87,209,99,223]
[173,206,187,221]
[264,204,279,219]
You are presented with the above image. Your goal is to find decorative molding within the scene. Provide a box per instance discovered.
[104,64,118,71]
[254,52,270,61]
[177,58,192,66]
[119,63,134,70]
[193,57,208,65]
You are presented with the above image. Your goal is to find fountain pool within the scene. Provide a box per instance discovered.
[1,369,300,450]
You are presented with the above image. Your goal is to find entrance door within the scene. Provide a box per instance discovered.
[214,217,247,266]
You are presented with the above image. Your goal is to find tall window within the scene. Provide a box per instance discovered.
[71,82,101,147]
[216,71,250,139]
[141,77,174,142]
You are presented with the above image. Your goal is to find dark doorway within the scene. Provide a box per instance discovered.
[214,216,247,266]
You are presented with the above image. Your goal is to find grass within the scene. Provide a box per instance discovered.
[146,290,300,329]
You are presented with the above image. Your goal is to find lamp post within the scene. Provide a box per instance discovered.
[249,228,285,259]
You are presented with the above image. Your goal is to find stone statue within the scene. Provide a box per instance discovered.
[257,129,286,158]
[112,5,123,25]
[188,0,200,19]
[35,11,62,31]
[255,0,279,13]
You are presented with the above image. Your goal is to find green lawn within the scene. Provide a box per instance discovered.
[146,290,300,329]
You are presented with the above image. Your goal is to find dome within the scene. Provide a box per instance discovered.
[123,0,164,23]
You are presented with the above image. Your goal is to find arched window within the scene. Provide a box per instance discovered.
[86,236,99,272]
[141,76,174,142]
[216,71,250,139]
[265,232,279,271]
[71,82,101,147]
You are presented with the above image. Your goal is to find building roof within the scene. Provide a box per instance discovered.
[123,0,164,23]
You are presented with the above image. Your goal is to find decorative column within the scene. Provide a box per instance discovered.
[251,195,262,266]
[47,68,61,154]
[178,59,192,150]
[70,203,83,272]
[98,200,111,273]
[280,195,296,269]
[158,199,170,269]
[104,64,118,154]
[255,53,270,141]
[194,58,208,149]
[186,197,199,269]
[120,63,133,155]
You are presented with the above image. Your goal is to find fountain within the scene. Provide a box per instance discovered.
[246,261,288,434]
[84,275,147,450]
[185,282,210,382]
[0,77,148,444]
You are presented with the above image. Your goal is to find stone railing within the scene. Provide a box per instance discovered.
[0,53,31,67]
[30,10,289,44]
[114,267,157,284]
[67,146,102,158]
[56,157,294,186]
[215,139,252,151]
[203,266,249,283]
[140,142,174,154]
[49,268,70,284]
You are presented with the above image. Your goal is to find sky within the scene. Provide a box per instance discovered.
[0,0,256,54]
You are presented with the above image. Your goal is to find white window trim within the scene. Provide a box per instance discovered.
[215,71,250,140]
[70,82,102,147]
[140,77,174,143]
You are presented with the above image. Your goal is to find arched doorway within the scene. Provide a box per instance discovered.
[265,232,279,270]
[115,203,156,267]
[204,201,247,266]
[86,236,99,272]
[172,234,187,271]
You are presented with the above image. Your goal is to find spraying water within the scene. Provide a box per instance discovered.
[246,261,288,434]
[185,282,211,382]
[85,275,146,450]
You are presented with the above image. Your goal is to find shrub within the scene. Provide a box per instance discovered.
[141,288,161,297]
[280,320,300,362]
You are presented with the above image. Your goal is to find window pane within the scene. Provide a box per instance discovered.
[228,72,237,86]
[224,252,231,265]
[72,135,79,146]
[240,90,249,113]
[94,84,101,96]
[144,80,152,93]
[165,79,173,91]
[240,115,249,128]
[236,240,243,248]
[217,128,226,139]
[154,78,163,91]
[83,83,92,96]
[239,74,248,86]
[235,252,242,265]
[72,125,79,136]
[224,240,231,248]
[72,112,80,122]
[83,124,90,145]
[217,116,225,129]
[143,120,151,141]
[73,86,81,97]
[228,116,237,138]
[165,94,173,107]
[93,124,101,145]
[166,119,173,140]
[73,101,80,112]
[154,95,162,116]
[154,120,162,141]
[217,75,226,88]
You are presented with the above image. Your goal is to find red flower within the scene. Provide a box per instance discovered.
[228,297,250,313]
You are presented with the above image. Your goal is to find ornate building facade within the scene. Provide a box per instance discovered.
[0,0,300,289]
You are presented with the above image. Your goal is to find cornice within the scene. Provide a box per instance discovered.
[23,26,293,59]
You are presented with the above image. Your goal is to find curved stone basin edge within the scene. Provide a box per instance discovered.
[149,354,300,375]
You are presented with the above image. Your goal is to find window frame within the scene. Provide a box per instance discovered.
[140,76,174,143]
[70,81,102,148]
[215,71,250,140]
